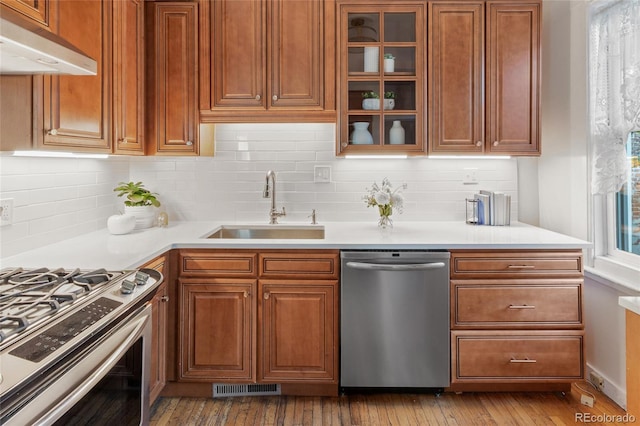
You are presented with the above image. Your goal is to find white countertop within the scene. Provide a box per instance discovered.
[0,221,591,270]
[619,297,640,316]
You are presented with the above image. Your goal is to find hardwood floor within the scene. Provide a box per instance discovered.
[150,383,629,425]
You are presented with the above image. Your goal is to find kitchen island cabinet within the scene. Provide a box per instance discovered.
[173,249,339,396]
[199,0,335,123]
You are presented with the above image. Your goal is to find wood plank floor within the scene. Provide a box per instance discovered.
[150,383,630,425]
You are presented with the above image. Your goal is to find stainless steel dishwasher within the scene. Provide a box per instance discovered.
[340,250,450,391]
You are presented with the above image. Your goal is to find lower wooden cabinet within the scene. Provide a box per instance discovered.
[179,278,256,381]
[449,249,585,390]
[176,250,339,390]
[142,254,169,405]
[451,331,584,383]
[259,280,337,382]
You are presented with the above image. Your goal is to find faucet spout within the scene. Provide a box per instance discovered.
[263,170,285,224]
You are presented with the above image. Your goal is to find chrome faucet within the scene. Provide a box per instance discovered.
[263,170,286,224]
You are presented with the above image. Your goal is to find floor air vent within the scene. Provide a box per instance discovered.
[213,383,281,398]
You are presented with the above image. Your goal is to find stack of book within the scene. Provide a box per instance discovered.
[473,190,511,226]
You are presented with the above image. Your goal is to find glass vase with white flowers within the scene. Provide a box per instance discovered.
[363,178,407,228]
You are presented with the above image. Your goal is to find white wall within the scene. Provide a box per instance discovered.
[533,0,631,409]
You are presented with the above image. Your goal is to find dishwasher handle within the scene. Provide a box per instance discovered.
[345,261,446,271]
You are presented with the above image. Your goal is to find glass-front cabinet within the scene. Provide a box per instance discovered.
[337,4,425,155]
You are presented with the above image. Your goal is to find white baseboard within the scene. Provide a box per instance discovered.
[585,363,627,410]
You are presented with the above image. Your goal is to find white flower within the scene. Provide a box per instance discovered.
[391,193,404,208]
[374,191,390,205]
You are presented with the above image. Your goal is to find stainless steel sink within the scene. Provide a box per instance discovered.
[206,225,325,239]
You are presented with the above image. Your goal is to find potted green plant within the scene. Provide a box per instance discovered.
[362,91,380,110]
[384,91,396,110]
[383,53,395,73]
[113,181,161,229]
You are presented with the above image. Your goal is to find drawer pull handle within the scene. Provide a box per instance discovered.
[507,265,536,269]
[508,304,536,309]
[510,357,537,363]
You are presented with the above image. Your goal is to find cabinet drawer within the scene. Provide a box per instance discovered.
[180,251,257,277]
[450,250,583,278]
[259,251,339,279]
[141,254,167,276]
[451,331,584,383]
[452,280,583,328]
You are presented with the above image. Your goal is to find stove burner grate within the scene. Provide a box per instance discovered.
[0,268,121,344]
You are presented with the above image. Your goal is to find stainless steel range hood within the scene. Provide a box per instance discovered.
[0,16,97,75]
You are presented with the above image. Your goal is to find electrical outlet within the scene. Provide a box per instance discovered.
[581,394,594,407]
[314,165,331,183]
[590,371,604,392]
[462,168,478,185]
[0,198,14,226]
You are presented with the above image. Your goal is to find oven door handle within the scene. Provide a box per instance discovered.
[22,304,152,426]
[346,261,446,271]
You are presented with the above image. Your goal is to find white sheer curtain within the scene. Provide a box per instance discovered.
[590,0,640,195]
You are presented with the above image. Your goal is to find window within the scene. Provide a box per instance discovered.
[615,131,640,256]
[589,0,640,288]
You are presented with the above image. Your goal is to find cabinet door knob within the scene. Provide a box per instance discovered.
[255,94,261,101]
[186,140,193,146]
[493,141,499,146]
[160,295,169,302]
[244,291,250,298]
[264,292,270,300]
[48,129,58,136]
[119,138,128,144]
[272,95,278,101]
[476,141,482,147]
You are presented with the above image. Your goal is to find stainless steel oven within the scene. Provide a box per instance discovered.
[0,267,163,425]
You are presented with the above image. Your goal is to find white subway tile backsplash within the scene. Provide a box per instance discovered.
[1,123,519,258]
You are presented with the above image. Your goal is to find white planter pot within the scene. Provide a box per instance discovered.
[124,205,157,229]
[384,58,395,73]
[107,214,136,235]
[383,99,395,110]
[362,98,380,110]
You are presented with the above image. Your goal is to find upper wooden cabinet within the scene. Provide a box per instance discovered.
[113,0,145,155]
[199,0,336,123]
[39,0,111,152]
[428,2,484,154]
[486,1,541,155]
[336,2,426,155]
[0,0,55,29]
[429,0,541,156]
[145,2,199,155]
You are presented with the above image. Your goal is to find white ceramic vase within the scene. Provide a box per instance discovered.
[124,205,157,229]
[351,122,374,145]
[389,120,405,145]
[364,47,379,72]
[384,58,395,73]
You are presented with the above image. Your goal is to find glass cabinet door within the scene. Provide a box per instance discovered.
[339,5,425,155]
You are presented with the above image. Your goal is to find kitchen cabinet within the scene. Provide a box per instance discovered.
[336,2,426,155]
[113,0,145,155]
[0,0,55,30]
[428,0,541,156]
[176,250,339,395]
[428,2,484,154]
[486,1,541,155]
[198,0,336,123]
[145,2,199,155]
[0,76,34,151]
[449,249,584,390]
[142,254,170,405]
[38,0,111,152]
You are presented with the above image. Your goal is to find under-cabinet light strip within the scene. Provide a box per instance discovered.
[13,150,109,159]
[345,155,408,159]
